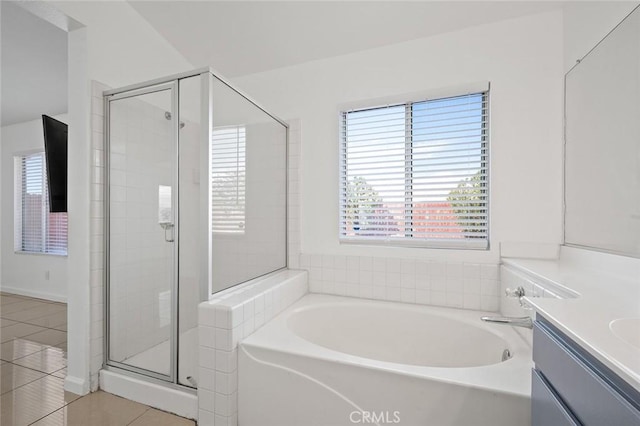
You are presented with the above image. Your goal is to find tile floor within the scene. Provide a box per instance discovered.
[1,292,195,425]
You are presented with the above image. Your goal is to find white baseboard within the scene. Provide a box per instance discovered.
[64,375,90,396]
[0,285,67,303]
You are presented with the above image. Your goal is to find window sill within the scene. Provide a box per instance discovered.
[14,251,68,258]
[339,237,489,250]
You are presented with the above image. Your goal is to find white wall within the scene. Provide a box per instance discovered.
[233,10,565,264]
[51,1,193,89]
[563,1,639,73]
[1,115,69,301]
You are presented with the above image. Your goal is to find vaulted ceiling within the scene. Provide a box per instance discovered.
[1,1,571,127]
[128,1,566,78]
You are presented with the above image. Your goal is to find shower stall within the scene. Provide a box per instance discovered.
[102,68,287,402]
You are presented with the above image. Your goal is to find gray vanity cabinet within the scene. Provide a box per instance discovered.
[532,316,640,426]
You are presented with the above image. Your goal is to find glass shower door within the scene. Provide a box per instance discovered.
[106,83,177,380]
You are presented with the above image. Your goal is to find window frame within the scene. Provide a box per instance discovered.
[14,150,68,257]
[338,84,490,250]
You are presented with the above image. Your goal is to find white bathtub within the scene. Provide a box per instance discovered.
[239,294,532,426]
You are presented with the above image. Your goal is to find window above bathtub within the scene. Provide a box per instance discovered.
[339,86,489,249]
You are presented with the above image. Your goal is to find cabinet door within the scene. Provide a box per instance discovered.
[534,322,640,425]
[532,369,581,426]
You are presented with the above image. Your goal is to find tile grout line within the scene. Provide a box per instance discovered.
[0,293,65,305]
[5,357,67,377]
[0,306,68,328]
[0,303,66,317]
[0,366,47,396]
[27,407,62,426]
[126,406,154,425]
[0,330,67,348]
[0,317,68,333]
[2,294,73,426]
[1,342,66,364]
[22,372,87,425]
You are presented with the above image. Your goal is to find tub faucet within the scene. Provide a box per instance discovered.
[481,316,533,329]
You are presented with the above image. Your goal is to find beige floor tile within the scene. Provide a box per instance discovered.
[31,391,148,426]
[129,408,195,426]
[54,323,67,332]
[21,329,67,347]
[0,300,50,315]
[0,296,28,306]
[0,375,80,426]
[51,367,66,379]
[3,304,66,323]
[53,341,67,352]
[1,318,17,328]
[0,363,47,395]
[12,347,66,374]
[0,339,48,361]
[0,323,47,343]
[23,311,67,329]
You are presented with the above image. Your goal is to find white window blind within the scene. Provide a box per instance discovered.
[14,152,68,255]
[340,92,489,249]
[211,126,246,234]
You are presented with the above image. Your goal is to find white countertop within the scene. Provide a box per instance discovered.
[502,247,640,392]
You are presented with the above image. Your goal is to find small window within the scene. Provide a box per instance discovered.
[339,91,489,249]
[211,126,246,234]
[14,152,68,255]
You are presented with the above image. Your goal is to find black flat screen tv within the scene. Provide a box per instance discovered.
[42,115,68,213]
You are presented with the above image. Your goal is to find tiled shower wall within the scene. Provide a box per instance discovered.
[89,81,107,390]
[108,93,174,364]
[89,81,202,388]
[301,254,500,312]
[90,81,175,385]
[286,119,301,269]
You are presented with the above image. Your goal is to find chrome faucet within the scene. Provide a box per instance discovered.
[481,316,533,329]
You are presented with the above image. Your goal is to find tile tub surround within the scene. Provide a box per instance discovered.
[301,254,500,312]
[197,270,308,426]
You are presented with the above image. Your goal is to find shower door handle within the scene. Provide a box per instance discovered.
[159,222,175,242]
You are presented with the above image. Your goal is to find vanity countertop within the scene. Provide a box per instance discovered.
[502,248,640,392]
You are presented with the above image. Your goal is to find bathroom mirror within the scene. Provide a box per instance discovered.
[564,6,640,257]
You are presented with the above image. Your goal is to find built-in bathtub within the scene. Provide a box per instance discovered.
[239,294,532,426]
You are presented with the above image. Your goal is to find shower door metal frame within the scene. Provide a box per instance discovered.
[103,66,290,387]
[103,80,180,384]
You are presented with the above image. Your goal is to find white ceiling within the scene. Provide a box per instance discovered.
[129,1,566,78]
[0,1,571,127]
[1,1,68,127]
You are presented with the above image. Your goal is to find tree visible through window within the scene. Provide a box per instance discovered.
[340,91,489,248]
[14,152,68,255]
